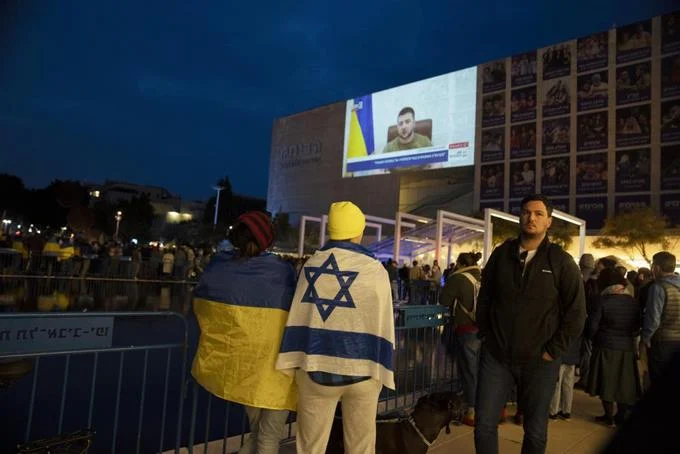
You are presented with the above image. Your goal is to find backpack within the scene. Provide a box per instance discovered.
[453,272,481,323]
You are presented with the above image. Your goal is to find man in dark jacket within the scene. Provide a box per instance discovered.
[474,194,586,454]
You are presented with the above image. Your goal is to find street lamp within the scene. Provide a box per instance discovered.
[114,211,123,241]
[1,219,11,233]
[212,185,224,229]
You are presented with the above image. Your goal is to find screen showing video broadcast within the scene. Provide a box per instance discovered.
[341,66,477,177]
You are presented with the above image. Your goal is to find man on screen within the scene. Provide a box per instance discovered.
[382,107,433,153]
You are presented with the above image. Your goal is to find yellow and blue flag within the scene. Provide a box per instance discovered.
[191,252,297,411]
[347,95,374,158]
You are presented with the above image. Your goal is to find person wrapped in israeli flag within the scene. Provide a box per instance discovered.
[276,201,395,454]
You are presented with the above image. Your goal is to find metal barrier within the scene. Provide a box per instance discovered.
[0,311,189,454]
[1,306,457,454]
[178,304,457,453]
[0,252,202,281]
[0,277,195,313]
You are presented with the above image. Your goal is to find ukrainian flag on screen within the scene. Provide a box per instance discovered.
[191,252,297,411]
[347,95,375,158]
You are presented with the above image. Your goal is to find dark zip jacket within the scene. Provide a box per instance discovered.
[476,236,586,364]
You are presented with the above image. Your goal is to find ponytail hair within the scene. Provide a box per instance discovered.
[456,251,482,267]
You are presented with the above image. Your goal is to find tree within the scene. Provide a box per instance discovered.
[0,173,27,219]
[549,218,577,250]
[593,208,671,266]
[203,176,234,225]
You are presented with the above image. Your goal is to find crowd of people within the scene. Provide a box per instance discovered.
[0,232,214,280]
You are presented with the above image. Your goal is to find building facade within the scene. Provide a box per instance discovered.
[268,10,679,232]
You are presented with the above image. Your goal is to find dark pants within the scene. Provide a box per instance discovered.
[649,341,680,384]
[474,346,561,454]
[455,332,481,408]
[579,338,593,382]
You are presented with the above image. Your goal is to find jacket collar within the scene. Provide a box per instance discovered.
[509,235,551,260]
[453,265,481,275]
[320,240,376,259]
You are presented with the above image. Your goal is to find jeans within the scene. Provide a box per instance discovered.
[474,346,561,454]
[649,341,680,384]
[238,406,289,454]
[455,332,481,408]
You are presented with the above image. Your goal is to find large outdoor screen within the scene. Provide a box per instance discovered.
[342,66,477,177]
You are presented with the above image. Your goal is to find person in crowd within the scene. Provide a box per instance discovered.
[191,212,297,454]
[276,201,395,454]
[579,253,595,282]
[549,331,582,420]
[386,258,399,302]
[586,267,642,427]
[577,257,617,389]
[439,251,483,426]
[641,252,680,384]
[475,194,586,454]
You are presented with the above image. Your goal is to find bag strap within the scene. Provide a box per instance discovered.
[456,272,479,322]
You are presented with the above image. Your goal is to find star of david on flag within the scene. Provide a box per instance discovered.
[301,253,358,321]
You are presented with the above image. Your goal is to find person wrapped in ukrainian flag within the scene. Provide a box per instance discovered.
[191,211,297,454]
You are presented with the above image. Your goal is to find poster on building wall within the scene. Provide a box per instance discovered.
[662,12,680,55]
[481,128,505,162]
[543,77,570,118]
[541,157,570,196]
[616,20,652,64]
[661,145,680,190]
[577,71,608,111]
[480,163,505,199]
[480,200,504,212]
[482,92,506,127]
[661,99,680,143]
[616,62,651,106]
[576,153,608,194]
[542,43,572,80]
[577,112,608,152]
[482,60,507,93]
[509,160,536,198]
[511,86,537,122]
[510,198,567,216]
[615,194,650,214]
[616,105,651,147]
[661,193,680,227]
[510,124,536,159]
[511,51,537,87]
[577,32,608,73]
[575,197,608,230]
[615,148,651,192]
[661,55,680,99]
[542,118,570,155]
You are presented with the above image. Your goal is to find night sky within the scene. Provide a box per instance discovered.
[0,0,675,200]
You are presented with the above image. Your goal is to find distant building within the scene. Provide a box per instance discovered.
[86,180,206,226]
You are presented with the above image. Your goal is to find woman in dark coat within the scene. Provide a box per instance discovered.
[586,267,642,426]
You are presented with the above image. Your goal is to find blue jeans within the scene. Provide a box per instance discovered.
[455,332,481,408]
[474,345,561,454]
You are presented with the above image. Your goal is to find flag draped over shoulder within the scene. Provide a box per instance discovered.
[276,242,395,390]
[346,95,375,158]
[191,252,297,411]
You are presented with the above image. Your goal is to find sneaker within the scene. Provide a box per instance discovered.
[559,412,571,420]
[549,414,560,420]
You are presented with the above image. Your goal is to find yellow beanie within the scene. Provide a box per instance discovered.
[328,201,366,240]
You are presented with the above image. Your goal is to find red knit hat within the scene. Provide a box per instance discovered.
[236,211,274,251]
